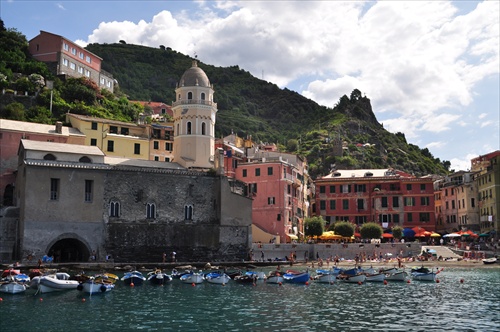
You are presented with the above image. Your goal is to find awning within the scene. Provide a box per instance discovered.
[287,234,298,240]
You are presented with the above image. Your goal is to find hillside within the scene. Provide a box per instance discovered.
[0,22,450,179]
[86,43,450,178]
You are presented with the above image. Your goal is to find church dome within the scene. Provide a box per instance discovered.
[179,60,210,88]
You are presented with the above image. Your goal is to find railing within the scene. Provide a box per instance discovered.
[172,99,217,107]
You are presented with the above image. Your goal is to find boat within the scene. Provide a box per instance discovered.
[121,271,147,286]
[180,271,204,284]
[411,266,431,273]
[147,269,172,285]
[244,270,267,280]
[266,271,284,284]
[283,270,310,284]
[364,273,386,282]
[482,257,497,265]
[385,270,408,282]
[411,271,437,282]
[337,273,366,283]
[205,271,231,285]
[234,273,258,284]
[36,273,79,293]
[171,268,193,279]
[313,269,338,284]
[78,276,115,294]
[380,267,399,274]
[0,269,29,294]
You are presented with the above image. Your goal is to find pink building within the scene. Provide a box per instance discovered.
[131,101,173,122]
[0,119,85,205]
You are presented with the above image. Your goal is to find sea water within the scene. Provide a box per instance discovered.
[0,267,498,331]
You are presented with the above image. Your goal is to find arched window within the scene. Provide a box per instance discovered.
[79,156,92,163]
[178,94,181,100]
[201,122,206,135]
[177,123,180,135]
[187,122,192,135]
[201,92,205,100]
[187,92,193,100]
[109,200,120,217]
[44,153,56,161]
[146,202,156,219]
[184,205,193,220]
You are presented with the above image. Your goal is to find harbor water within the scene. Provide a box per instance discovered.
[1,267,499,331]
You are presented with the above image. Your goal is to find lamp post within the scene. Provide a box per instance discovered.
[46,80,54,113]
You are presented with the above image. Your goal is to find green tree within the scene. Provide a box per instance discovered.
[1,102,26,120]
[360,222,383,239]
[304,216,325,238]
[392,226,403,240]
[333,221,355,237]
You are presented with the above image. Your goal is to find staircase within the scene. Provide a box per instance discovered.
[421,246,462,259]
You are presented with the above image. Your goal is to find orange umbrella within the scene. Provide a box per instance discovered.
[382,233,393,238]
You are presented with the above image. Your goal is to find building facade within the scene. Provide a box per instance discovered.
[314,169,436,232]
[28,31,115,92]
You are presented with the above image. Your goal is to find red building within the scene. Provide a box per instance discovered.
[131,101,173,122]
[314,169,436,232]
[28,31,115,92]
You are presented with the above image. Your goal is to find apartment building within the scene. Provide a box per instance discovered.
[314,169,436,232]
[28,31,115,92]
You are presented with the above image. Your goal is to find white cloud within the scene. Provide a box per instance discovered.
[478,113,488,119]
[56,3,65,10]
[426,141,445,149]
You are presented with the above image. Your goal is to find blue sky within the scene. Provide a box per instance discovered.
[2,0,499,171]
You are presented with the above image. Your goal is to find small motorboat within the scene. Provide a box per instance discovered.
[147,269,172,285]
[205,271,231,285]
[121,271,147,286]
[364,273,386,282]
[283,270,310,284]
[337,273,366,283]
[385,270,408,282]
[482,257,497,265]
[266,271,284,284]
[411,271,437,282]
[234,273,258,284]
[36,273,79,293]
[78,277,115,294]
[180,271,204,284]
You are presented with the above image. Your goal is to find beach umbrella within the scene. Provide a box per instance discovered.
[412,226,426,233]
[403,228,415,237]
[382,233,393,238]
[430,232,441,237]
[443,233,461,238]
[479,233,490,237]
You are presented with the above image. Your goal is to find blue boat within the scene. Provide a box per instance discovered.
[283,270,310,284]
[121,271,146,286]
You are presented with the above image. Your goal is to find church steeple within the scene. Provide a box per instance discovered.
[172,60,217,169]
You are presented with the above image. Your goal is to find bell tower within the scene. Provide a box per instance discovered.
[172,60,217,169]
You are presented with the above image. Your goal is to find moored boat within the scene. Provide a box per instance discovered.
[0,281,26,294]
[337,273,366,283]
[266,271,284,284]
[411,271,437,282]
[78,277,115,294]
[364,273,386,282]
[37,273,79,293]
[385,270,408,282]
[180,271,204,284]
[283,270,310,284]
[482,257,497,265]
[147,269,172,285]
[121,270,147,286]
[205,271,231,285]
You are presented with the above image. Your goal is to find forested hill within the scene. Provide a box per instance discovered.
[86,43,449,178]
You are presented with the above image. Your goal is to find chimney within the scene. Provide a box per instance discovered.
[55,121,63,134]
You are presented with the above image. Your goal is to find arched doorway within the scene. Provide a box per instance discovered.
[47,238,90,262]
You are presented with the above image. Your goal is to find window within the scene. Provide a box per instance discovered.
[320,200,326,210]
[154,156,159,161]
[84,180,93,202]
[404,197,415,206]
[242,169,247,177]
[107,140,114,152]
[161,108,166,114]
[255,168,260,176]
[109,126,118,134]
[79,52,84,59]
[393,214,400,223]
[393,197,399,207]
[164,157,170,162]
[90,138,97,146]
[330,200,336,210]
[329,185,336,193]
[79,156,91,163]
[201,92,205,100]
[86,55,91,63]
[63,43,69,51]
[85,70,90,77]
[187,92,193,100]
[71,47,76,55]
[355,216,367,224]
[267,167,273,176]
[342,199,349,210]
[471,198,475,208]
[184,205,193,220]
[63,58,68,66]
[146,203,156,219]
[407,213,413,222]
[165,143,172,151]
[187,122,192,134]
[357,199,364,210]
[134,143,140,155]
[355,184,366,192]
[420,197,430,206]
[121,128,129,135]
[109,200,120,217]
[153,141,159,149]
[419,213,431,222]
[201,122,207,135]
[381,197,388,207]
[268,197,275,205]
[44,153,56,161]
[406,184,412,190]
[78,66,83,74]
[452,200,455,209]
[91,122,98,130]
[319,186,326,194]
[70,62,76,70]
[340,184,351,193]
[420,184,426,191]
[50,178,59,200]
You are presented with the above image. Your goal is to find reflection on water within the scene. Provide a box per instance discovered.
[0,268,498,331]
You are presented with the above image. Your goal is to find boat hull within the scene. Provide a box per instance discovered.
[283,272,310,284]
[482,258,497,265]
[80,281,115,294]
[385,271,408,281]
[411,272,436,282]
[315,273,337,284]
[180,274,204,284]
[205,273,231,284]
[38,276,79,293]
[0,282,26,294]
[266,275,284,284]
[148,273,172,285]
[365,273,386,282]
[339,274,366,283]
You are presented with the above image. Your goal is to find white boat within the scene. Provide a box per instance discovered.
[0,281,27,294]
[411,272,437,282]
[180,271,204,284]
[338,274,366,283]
[78,277,115,294]
[365,273,386,282]
[147,269,172,285]
[266,271,284,284]
[37,273,79,293]
[121,271,147,286]
[385,271,408,281]
[380,267,399,274]
[315,273,337,284]
[482,257,497,265]
[205,272,231,285]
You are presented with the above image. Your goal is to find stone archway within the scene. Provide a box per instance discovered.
[46,234,91,263]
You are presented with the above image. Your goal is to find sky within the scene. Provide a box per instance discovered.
[2,0,499,171]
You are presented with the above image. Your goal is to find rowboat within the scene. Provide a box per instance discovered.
[0,269,29,294]
[385,271,408,282]
[283,270,310,284]
[364,273,386,282]
[147,269,172,285]
[78,277,115,294]
[266,271,284,284]
[180,271,204,284]
[205,271,231,285]
[482,257,497,265]
[411,271,437,282]
[313,269,338,284]
[121,271,146,286]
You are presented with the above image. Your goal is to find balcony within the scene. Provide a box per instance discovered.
[172,99,217,107]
